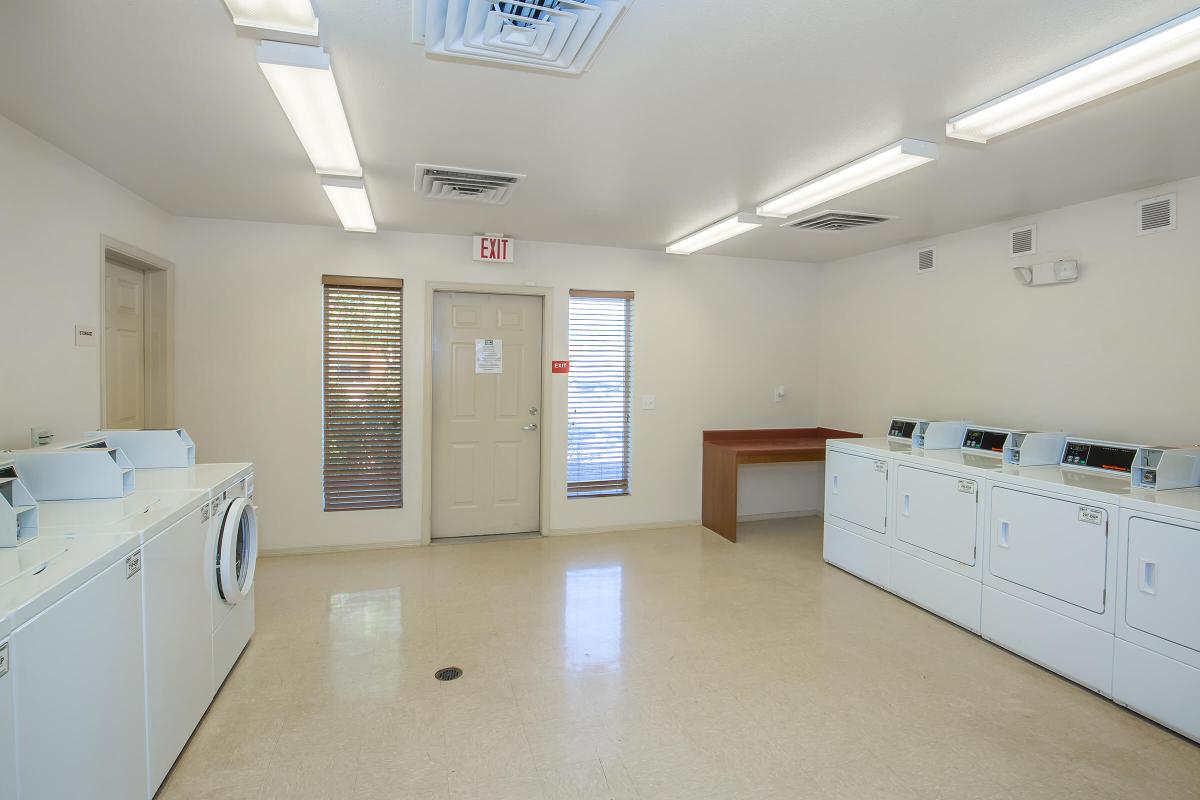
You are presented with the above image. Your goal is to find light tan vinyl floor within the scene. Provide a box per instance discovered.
[159,517,1200,799]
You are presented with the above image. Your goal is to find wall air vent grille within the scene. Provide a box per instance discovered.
[412,0,631,75]
[917,247,936,273]
[414,165,526,204]
[782,210,895,232]
[1137,193,1176,235]
[1009,224,1036,257]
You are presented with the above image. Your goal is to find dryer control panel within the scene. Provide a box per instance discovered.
[1003,431,1067,467]
[962,427,1013,455]
[887,417,923,442]
[1060,438,1145,476]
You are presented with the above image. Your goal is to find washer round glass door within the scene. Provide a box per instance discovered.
[217,497,258,604]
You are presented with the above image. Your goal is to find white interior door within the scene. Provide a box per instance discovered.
[104,260,146,428]
[432,292,542,538]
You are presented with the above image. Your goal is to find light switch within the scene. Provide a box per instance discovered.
[641,395,656,411]
[774,385,786,403]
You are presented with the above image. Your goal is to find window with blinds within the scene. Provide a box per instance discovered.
[322,275,404,511]
[567,289,634,498]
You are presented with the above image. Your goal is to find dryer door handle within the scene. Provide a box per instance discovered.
[997,520,1011,548]
[1138,559,1157,595]
[831,474,840,495]
[902,493,911,517]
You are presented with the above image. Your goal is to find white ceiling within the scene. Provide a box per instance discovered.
[2,0,1199,262]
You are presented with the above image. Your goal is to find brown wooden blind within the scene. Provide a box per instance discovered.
[567,290,634,497]
[322,276,404,511]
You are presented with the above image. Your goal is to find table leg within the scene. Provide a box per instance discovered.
[701,443,739,542]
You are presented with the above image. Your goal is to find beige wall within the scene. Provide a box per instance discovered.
[817,175,1200,447]
[170,219,824,552]
[0,115,173,451]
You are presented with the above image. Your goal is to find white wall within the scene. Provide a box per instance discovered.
[0,115,173,451]
[170,219,824,552]
[818,175,1200,447]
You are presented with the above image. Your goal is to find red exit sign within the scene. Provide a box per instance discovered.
[552,360,570,374]
[473,235,514,263]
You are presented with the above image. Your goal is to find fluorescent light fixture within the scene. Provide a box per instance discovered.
[321,176,376,233]
[257,41,362,177]
[223,0,319,38]
[666,213,768,255]
[756,139,939,219]
[947,8,1200,143]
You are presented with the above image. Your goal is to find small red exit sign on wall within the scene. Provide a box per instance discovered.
[552,360,570,374]
[473,235,514,262]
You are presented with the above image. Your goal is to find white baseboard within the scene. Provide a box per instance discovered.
[736,509,821,522]
[260,539,422,558]
[545,519,701,537]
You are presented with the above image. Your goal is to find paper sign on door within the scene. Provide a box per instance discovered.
[475,339,503,374]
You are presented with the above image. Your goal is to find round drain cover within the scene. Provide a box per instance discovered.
[434,666,463,682]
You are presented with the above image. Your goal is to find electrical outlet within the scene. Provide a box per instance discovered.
[774,385,786,403]
[641,395,656,411]
[30,426,54,448]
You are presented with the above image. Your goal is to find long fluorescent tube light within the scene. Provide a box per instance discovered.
[257,41,362,177]
[321,176,377,233]
[223,0,319,38]
[666,213,768,255]
[947,8,1200,143]
[756,139,939,219]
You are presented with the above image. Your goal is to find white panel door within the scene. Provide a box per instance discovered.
[989,486,1110,613]
[432,292,542,538]
[826,450,888,534]
[13,553,149,800]
[1125,516,1200,653]
[895,465,978,565]
[144,507,214,792]
[104,260,146,429]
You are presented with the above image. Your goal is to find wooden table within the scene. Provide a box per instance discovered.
[701,428,861,542]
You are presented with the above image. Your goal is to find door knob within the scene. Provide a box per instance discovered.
[522,423,539,431]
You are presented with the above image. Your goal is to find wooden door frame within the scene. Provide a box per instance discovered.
[422,283,553,545]
[98,236,176,429]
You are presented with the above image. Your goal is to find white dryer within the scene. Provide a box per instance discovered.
[0,533,149,800]
[134,463,257,690]
[37,488,211,798]
[825,435,900,589]
[981,438,1148,696]
[1113,487,1200,743]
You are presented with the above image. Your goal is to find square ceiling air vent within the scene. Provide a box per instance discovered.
[782,210,895,232]
[1137,193,1177,235]
[414,164,525,204]
[917,247,936,273]
[412,0,631,75]
[1009,224,1036,257]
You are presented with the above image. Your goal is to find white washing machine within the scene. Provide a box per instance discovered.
[981,438,1148,696]
[37,488,211,798]
[134,463,257,691]
[1113,486,1200,743]
[0,532,149,800]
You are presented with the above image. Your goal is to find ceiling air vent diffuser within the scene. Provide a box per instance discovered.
[917,247,936,273]
[1137,193,1176,235]
[412,0,631,75]
[414,165,525,204]
[782,210,895,232]
[1009,224,1036,257]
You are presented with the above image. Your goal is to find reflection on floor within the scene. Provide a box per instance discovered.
[159,517,1200,800]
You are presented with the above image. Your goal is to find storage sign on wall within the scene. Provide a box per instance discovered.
[473,235,514,263]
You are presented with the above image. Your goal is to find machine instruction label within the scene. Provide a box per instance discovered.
[0,642,8,678]
[126,549,142,579]
[874,461,887,473]
[1078,506,1104,525]
[958,479,976,494]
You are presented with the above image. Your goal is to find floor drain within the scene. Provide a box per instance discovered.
[434,666,463,682]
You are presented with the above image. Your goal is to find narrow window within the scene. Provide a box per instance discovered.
[567,289,634,497]
[322,275,404,511]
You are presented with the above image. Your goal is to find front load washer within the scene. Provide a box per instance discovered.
[981,438,1150,696]
[132,464,257,690]
[37,488,211,798]
[1113,487,1200,743]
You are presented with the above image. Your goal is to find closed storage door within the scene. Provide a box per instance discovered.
[989,486,1109,613]
[895,465,978,565]
[432,292,543,538]
[1125,516,1200,652]
[14,553,148,800]
[104,260,146,429]
[826,450,887,534]
[144,508,214,791]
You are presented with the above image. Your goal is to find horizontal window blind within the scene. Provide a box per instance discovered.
[567,289,634,497]
[322,275,404,511]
